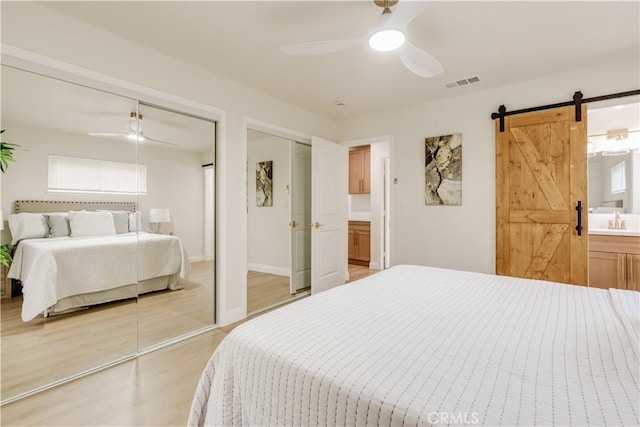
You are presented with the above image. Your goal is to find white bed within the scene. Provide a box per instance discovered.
[189,265,640,426]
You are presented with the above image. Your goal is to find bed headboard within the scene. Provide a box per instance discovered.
[14,200,137,214]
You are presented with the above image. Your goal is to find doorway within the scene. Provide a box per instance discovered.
[346,141,390,276]
[586,95,640,290]
[246,129,311,314]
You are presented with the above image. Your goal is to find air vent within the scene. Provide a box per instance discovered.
[445,76,481,89]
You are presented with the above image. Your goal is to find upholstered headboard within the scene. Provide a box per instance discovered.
[14,200,137,214]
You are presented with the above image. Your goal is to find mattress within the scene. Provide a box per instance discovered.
[189,265,640,426]
[8,232,190,321]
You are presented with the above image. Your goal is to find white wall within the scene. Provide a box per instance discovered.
[1,2,338,324]
[338,58,640,275]
[348,194,370,221]
[0,123,206,259]
[247,136,291,276]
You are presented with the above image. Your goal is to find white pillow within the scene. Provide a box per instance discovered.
[98,210,130,234]
[69,211,116,237]
[8,213,49,245]
[129,212,142,232]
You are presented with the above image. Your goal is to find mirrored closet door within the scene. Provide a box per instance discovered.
[246,130,311,315]
[135,103,216,349]
[0,66,139,401]
[0,65,216,403]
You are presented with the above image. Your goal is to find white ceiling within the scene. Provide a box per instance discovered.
[38,1,640,121]
[1,65,215,152]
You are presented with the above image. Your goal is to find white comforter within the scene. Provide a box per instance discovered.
[8,232,190,321]
[189,265,640,427]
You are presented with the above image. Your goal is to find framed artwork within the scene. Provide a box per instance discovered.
[425,133,462,205]
[256,160,273,207]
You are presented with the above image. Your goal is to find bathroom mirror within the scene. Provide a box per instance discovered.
[587,97,640,214]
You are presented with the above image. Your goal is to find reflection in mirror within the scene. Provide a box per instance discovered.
[246,129,311,315]
[136,103,215,349]
[587,97,640,216]
[0,66,138,401]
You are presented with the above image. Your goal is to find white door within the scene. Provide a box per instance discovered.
[383,158,391,269]
[290,142,311,293]
[311,136,348,294]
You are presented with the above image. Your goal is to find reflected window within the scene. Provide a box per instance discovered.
[611,161,626,194]
[48,155,147,194]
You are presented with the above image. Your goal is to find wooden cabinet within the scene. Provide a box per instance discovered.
[348,221,370,266]
[349,146,370,194]
[589,234,640,291]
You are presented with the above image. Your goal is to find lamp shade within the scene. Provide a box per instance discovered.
[149,208,170,223]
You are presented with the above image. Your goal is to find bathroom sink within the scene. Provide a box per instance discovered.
[588,228,640,236]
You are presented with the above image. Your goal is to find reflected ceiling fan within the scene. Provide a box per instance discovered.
[280,0,443,78]
[88,112,179,146]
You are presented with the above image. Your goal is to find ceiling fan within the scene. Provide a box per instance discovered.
[280,0,443,78]
[88,112,179,146]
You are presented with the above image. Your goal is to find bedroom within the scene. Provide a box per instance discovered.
[1,1,639,425]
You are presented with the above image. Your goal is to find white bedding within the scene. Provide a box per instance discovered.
[189,265,640,427]
[8,232,190,321]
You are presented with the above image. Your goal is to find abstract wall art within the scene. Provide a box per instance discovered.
[425,133,462,205]
[256,160,273,207]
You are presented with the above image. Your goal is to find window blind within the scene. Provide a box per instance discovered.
[48,155,147,194]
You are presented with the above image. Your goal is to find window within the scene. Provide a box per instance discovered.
[48,155,147,195]
[610,161,626,194]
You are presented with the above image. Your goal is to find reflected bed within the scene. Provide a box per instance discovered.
[6,200,190,321]
[189,265,639,426]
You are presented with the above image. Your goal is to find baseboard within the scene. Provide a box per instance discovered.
[189,255,205,263]
[247,263,290,277]
[369,261,380,270]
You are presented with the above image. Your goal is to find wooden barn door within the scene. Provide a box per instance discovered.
[496,106,588,285]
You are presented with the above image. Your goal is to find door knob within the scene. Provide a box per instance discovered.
[289,220,297,228]
[310,222,323,229]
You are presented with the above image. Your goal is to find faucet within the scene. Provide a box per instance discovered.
[608,211,626,230]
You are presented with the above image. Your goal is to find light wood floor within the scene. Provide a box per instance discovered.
[246,264,371,314]
[247,271,307,314]
[1,265,380,426]
[1,262,214,401]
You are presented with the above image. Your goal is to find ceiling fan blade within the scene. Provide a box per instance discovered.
[387,1,431,29]
[281,38,364,56]
[88,132,127,137]
[397,41,443,78]
[145,136,180,147]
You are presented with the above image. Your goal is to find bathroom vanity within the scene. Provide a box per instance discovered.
[588,232,640,291]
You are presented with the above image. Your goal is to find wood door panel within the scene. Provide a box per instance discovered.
[496,106,587,285]
[511,127,569,210]
[509,108,570,127]
[628,255,640,291]
[362,148,371,193]
[589,251,625,289]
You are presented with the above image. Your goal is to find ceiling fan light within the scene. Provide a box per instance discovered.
[368,28,406,52]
